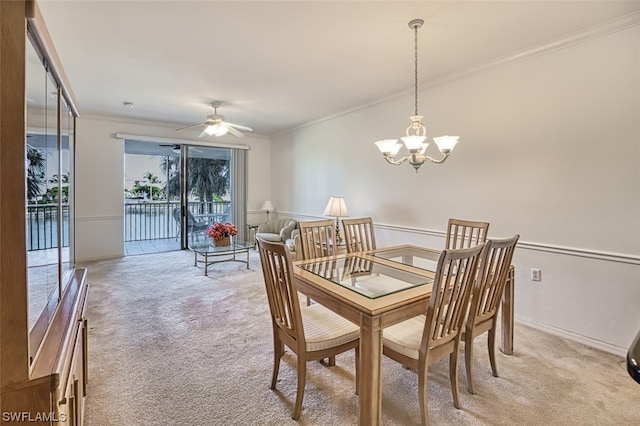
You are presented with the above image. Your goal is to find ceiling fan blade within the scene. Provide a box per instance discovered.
[198,129,209,138]
[225,124,244,137]
[175,123,205,131]
[226,122,253,132]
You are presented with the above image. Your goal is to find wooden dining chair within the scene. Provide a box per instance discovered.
[298,219,336,260]
[446,218,490,249]
[382,243,485,426]
[256,238,359,420]
[297,219,338,354]
[463,234,519,394]
[342,217,376,253]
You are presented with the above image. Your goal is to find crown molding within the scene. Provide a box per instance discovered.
[275,10,640,137]
[79,113,270,140]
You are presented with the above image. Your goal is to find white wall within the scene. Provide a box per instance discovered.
[270,25,640,353]
[75,116,270,261]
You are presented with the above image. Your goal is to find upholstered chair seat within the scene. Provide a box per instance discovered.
[256,218,297,243]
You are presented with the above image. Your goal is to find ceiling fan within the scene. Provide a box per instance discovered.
[158,143,182,153]
[158,143,204,154]
[176,101,253,138]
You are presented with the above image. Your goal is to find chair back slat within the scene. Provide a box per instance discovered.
[424,244,484,347]
[446,218,490,249]
[304,258,338,280]
[299,220,336,260]
[342,217,376,253]
[470,235,519,325]
[257,238,304,343]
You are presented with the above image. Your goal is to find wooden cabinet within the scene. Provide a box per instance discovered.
[2,270,88,426]
[0,2,87,424]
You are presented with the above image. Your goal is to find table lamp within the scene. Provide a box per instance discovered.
[261,200,274,222]
[323,196,348,245]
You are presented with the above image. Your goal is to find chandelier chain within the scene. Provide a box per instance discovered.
[414,23,419,117]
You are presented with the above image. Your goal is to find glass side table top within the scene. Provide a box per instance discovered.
[190,239,254,254]
[297,255,433,299]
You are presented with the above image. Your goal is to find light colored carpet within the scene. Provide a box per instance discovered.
[81,250,640,425]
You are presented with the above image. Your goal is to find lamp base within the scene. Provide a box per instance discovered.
[334,218,343,246]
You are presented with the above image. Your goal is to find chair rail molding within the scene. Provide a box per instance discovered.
[300,219,639,266]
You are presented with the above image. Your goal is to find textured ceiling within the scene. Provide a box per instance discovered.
[36,1,640,137]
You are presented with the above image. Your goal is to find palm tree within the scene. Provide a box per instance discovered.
[159,155,229,211]
[188,158,229,213]
[26,145,46,202]
[142,171,162,200]
[47,172,70,202]
[143,171,160,184]
[160,156,180,200]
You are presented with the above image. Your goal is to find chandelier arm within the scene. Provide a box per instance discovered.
[382,155,410,166]
[423,152,451,164]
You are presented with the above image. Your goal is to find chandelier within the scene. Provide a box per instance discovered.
[374,18,459,172]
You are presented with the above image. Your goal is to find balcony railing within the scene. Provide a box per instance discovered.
[26,201,231,251]
[27,204,69,251]
[124,200,231,242]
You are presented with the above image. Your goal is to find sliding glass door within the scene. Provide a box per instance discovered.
[124,139,246,254]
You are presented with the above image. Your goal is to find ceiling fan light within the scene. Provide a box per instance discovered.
[214,126,229,137]
[204,124,228,137]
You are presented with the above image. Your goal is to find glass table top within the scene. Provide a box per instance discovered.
[190,239,253,254]
[373,246,440,272]
[297,255,433,299]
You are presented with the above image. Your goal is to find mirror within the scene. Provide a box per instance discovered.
[26,36,57,333]
[26,29,76,358]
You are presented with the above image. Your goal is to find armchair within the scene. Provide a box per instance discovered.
[256,218,298,243]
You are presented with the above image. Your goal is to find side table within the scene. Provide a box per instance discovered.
[247,224,260,249]
[190,239,253,276]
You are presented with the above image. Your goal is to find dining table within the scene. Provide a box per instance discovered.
[293,244,514,426]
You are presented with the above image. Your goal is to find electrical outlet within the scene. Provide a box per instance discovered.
[531,268,542,282]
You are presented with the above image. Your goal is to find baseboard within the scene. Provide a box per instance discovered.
[77,253,124,264]
[516,317,626,358]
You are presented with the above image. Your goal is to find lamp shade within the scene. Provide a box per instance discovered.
[261,200,274,211]
[433,135,459,153]
[401,135,427,151]
[375,139,402,155]
[323,197,348,217]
